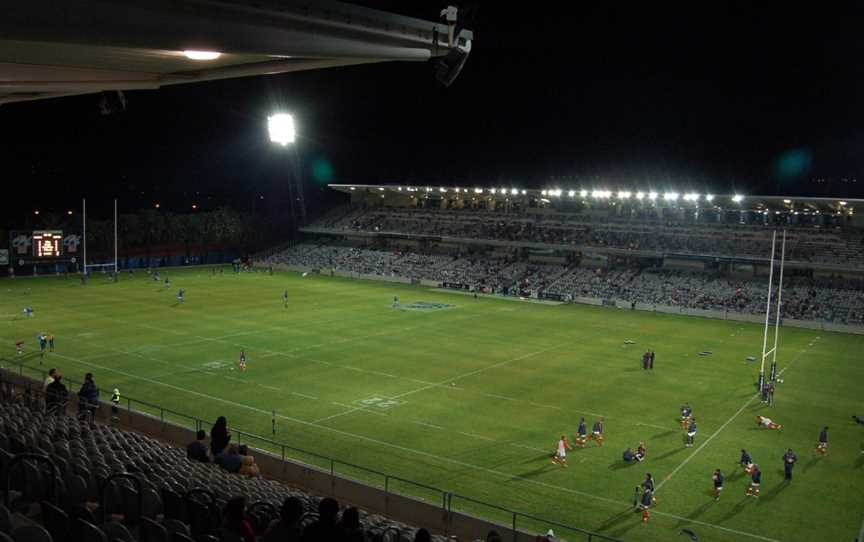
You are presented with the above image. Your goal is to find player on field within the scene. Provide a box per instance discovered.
[590,419,605,446]
[756,415,782,429]
[38,333,47,360]
[165,277,171,288]
[15,340,24,355]
[239,350,247,371]
[782,448,798,482]
[815,426,829,455]
[638,487,656,522]
[739,449,754,474]
[642,472,655,492]
[177,288,185,304]
[283,289,288,308]
[680,403,692,429]
[393,295,400,308]
[47,334,55,352]
[552,435,571,467]
[712,469,724,501]
[23,306,33,318]
[635,441,647,462]
[154,271,160,282]
[745,464,761,497]
[685,417,697,448]
[574,418,588,447]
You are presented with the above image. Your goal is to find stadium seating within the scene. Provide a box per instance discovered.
[267,243,864,325]
[0,380,452,542]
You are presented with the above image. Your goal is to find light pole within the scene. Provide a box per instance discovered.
[268,113,306,228]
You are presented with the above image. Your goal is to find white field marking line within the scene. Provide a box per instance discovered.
[0,349,787,542]
[458,431,495,442]
[656,340,817,493]
[292,391,318,400]
[414,421,444,430]
[316,342,571,425]
[332,401,389,417]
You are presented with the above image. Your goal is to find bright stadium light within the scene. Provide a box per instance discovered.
[521,189,527,195]
[635,191,645,200]
[648,192,658,200]
[474,188,483,194]
[592,190,602,199]
[183,50,221,60]
[840,201,848,206]
[378,187,385,191]
[685,193,699,201]
[618,191,632,199]
[579,189,588,198]
[705,194,715,202]
[268,113,295,146]
[664,192,679,201]
[511,188,519,195]
[568,190,576,197]
[490,188,497,194]
[732,194,744,203]
[439,187,446,192]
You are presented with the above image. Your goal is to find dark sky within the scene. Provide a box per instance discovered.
[3,3,864,225]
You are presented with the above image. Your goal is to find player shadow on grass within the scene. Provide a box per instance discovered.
[653,447,688,461]
[716,497,750,523]
[673,498,715,528]
[760,481,790,502]
[652,429,678,439]
[608,461,638,471]
[594,508,636,534]
[802,456,822,473]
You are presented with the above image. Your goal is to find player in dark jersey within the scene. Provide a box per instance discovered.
[680,403,692,429]
[739,449,754,474]
[642,472,655,492]
[638,487,655,522]
[239,350,247,371]
[815,426,829,455]
[635,441,647,462]
[782,448,797,482]
[685,418,697,448]
[746,464,761,497]
[575,418,588,447]
[283,289,289,308]
[590,419,605,446]
[712,469,724,501]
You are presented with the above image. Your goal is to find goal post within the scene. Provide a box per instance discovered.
[81,197,120,276]
[758,229,786,390]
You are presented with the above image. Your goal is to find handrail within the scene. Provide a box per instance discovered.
[0,362,621,541]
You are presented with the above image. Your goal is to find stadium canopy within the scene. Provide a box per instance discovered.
[328,184,859,214]
[0,0,472,105]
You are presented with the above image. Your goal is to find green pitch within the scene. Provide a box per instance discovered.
[1,267,862,542]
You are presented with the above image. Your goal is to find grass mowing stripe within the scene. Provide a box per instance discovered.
[32,351,781,542]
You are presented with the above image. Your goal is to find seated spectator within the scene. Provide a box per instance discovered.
[338,506,367,542]
[43,368,57,390]
[622,448,636,463]
[211,415,231,456]
[413,528,432,542]
[302,497,343,542]
[221,495,256,542]
[215,443,243,473]
[238,444,261,477]
[187,429,209,463]
[264,496,304,542]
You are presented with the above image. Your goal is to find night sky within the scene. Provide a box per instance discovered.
[3,3,864,226]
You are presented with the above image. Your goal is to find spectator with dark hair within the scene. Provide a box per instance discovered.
[187,429,209,463]
[264,496,304,542]
[211,415,231,455]
[486,530,503,542]
[221,496,256,542]
[43,368,57,391]
[338,506,367,542]
[77,372,99,421]
[215,443,243,474]
[413,528,432,542]
[46,373,68,415]
[302,497,343,542]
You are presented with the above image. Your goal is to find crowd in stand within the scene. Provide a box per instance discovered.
[311,206,864,266]
[268,244,864,325]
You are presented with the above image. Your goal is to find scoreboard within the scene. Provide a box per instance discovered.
[32,230,63,258]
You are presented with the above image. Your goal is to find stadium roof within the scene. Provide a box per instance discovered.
[329,184,860,214]
[0,0,472,105]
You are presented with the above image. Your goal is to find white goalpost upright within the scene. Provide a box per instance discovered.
[758,229,787,390]
[81,197,119,276]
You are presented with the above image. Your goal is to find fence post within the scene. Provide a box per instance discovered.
[512,512,517,542]
[160,407,164,423]
[384,476,389,495]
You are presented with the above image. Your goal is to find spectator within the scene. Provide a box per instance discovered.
[187,429,209,463]
[211,415,231,455]
[486,531,503,542]
[221,496,256,542]
[338,507,367,542]
[77,372,99,421]
[215,443,243,474]
[43,368,57,390]
[302,497,343,542]
[46,374,68,415]
[264,496,304,542]
[238,444,261,477]
[413,528,432,542]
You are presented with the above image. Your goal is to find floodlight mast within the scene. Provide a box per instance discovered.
[268,113,306,227]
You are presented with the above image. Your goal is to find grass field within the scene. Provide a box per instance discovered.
[1,266,863,542]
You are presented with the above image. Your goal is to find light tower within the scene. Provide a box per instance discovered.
[268,113,306,227]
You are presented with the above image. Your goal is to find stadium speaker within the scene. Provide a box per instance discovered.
[434,47,470,87]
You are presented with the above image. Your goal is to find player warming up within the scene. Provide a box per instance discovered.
[177,288,185,304]
[392,295,400,308]
[239,350,247,371]
[15,340,24,355]
[637,486,656,522]
[815,426,829,455]
[739,449,754,474]
[712,469,724,501]
[574,418,588,447]
[745,464,761,497]
[756,415,782,430]
[680,403,692,429]
[552,435,572,466]
[685,417,697,448]
[589,419,605,446]
[283,289,288,308]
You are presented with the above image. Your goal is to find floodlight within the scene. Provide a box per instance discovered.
[592,190,602,199]
[490,188,497,194]
[378,187,385,191]
[732,194,744,203]
[840,201,848,206]
[705,194,714,202]
[782,199,791,204]
[648,192,658,200]
[439,187,446,192]
[521,189,527,195]
[474,188,483,194]
[183,50,221,60]
[579,189,588,198]
[350,187,356,190]
[568,190,576,197]
[268,113,295,146]
[511,188,519,195]
[664,192,679,201]
[685,193,699,201]
[618,191,632,199]
[635,191,645,200]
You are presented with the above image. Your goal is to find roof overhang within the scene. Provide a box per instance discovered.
[0,0,473,104]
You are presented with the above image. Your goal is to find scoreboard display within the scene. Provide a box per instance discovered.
[32,230,63,258]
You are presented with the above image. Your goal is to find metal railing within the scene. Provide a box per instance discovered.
[0,358,622,542]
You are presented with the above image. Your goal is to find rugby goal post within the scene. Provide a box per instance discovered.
[758,230,786,390]
[81,198,119,276]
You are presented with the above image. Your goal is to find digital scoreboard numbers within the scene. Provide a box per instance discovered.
[33,231,63,258]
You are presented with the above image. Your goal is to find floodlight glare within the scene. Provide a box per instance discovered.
[664,192,679,201]
[840,201,848,206]
[648,192,658,200]
[183,50,221,60]
[686,193,699,201]
[568,190,576,197]
[521,189,527,195]
[474,188,483,194]
[511,188,519,195]
[268,113,295,146]
[705,194,714,202]
[490,188,497,194]
[635,192,645,200]
[732,194,744,203]
[618,191,632,199]
[592,190,602,199]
